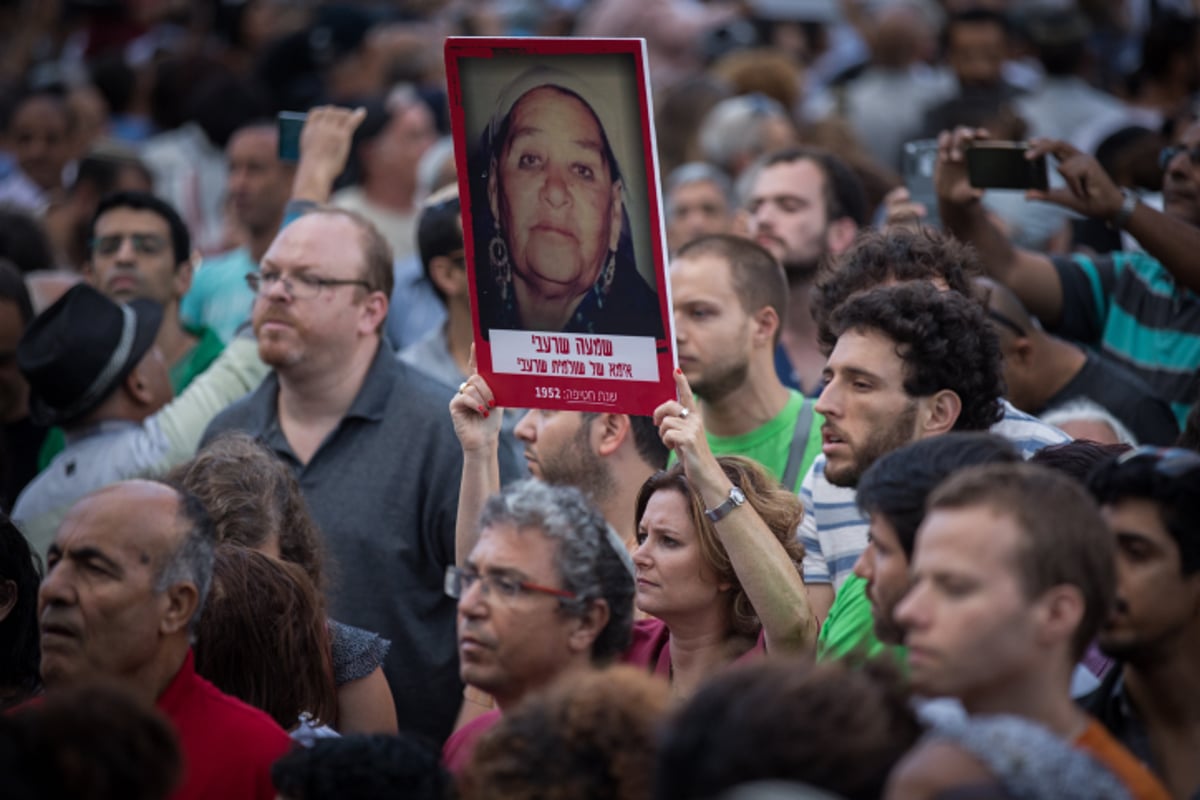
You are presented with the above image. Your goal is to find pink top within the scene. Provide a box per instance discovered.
[442,708,501,774]
[622,617,765,677]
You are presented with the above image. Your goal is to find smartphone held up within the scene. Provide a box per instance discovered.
[966,141,1049,191]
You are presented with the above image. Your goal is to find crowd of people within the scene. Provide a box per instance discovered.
[1,0,1199,798]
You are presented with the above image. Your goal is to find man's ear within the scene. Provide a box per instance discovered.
[160,581,200,636]
[124,360,155,406]
[1035,584,1085,653]
[358,291,389,336]
[825,217,858,256]
[593,413,631,458]
[921,389,961,436]
[0,579,17,623]
[567,598,611,655]
[750,305,780,348]
[1009,337,1034,367]
[608,180,624,251]
[173,251,197,299]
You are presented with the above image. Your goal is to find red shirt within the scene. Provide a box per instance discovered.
[622,617,765,676]
[158,649,293,800]
[442,709,501,774]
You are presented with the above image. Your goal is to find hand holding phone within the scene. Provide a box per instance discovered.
[966,142,1049,191]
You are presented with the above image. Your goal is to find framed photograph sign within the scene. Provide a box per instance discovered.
[445,37,677,416]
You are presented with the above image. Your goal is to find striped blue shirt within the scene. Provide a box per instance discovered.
[800,400,1070,588]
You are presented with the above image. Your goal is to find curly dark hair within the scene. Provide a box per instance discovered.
[461,666,669,800]
[814,228,980,354]
[828,281,1004,432]
[272,733,452,800]
[655,656,921,800]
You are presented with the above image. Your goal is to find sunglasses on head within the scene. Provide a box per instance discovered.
[1159,144,1200,171]
[1116,445,1200,478]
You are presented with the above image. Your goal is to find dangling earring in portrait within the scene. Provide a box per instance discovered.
[489,224,512,304]
[594,249,617,309]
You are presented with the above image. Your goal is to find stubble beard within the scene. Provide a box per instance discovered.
[689,359,750,407]
[825,402,920,488]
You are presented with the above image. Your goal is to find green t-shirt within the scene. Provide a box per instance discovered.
[703,390,824,493]
[816,573,904,665]
[169,326,225,393]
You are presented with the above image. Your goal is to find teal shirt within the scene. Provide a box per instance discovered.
[180,247,257,343]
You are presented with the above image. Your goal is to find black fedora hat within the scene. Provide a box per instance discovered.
[17,283,163,426]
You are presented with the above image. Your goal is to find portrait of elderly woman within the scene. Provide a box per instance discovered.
[472,66,664,339]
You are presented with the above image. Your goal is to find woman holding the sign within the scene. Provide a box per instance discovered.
[474,66,663,339]
[626,369,818,694]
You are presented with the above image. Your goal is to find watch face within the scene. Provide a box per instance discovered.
[730,486,746,505]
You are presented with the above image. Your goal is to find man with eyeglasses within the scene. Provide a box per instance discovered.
[441,479,635,773]
[936,122,1200,429]
[1083,447,1200,798]
[84,191,223,394]
[201,105,521,746]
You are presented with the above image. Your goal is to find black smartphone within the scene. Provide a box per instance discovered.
[901,139,941,228]
[966,142,1049,191]
[277,111,306,163]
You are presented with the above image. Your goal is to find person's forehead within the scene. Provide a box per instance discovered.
[14,96,69,129]
[1101,497,1172,540]
[673,180,726,203]
[228,126,279,158]
[670,252,736,294]
[829,328,905,374]
[267,214,363,270]
[510,87,602,137]
[751,159,826,200]
[94,207,171,236]
[470,521,560,576]
[916,505,1021,572]
[1178,120,1200,147]
[56,488,180,567]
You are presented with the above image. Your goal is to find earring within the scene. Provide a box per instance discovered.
[594,250,616,309]
[489,228,512,303]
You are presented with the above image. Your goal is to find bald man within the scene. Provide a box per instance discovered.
[39,480,290,799]
[978,277,1179,445]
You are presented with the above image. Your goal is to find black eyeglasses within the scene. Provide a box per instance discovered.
[444,565,576,603]
[1116,446,1200,478]
[245,270,372,300]
[90,233,169,257]
[1159,144,1200,170]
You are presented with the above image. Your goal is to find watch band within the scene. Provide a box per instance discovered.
[705,485,746,523]
[1109,188,1139,230]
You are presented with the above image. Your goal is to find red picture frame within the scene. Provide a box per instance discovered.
[445,37,677,416]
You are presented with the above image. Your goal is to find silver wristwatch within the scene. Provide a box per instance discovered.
[1109,188,1140,230]
[705,485,746,523]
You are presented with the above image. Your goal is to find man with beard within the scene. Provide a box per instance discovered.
[670,234,823,492]
[510,410,666,552]
[802,230,1070,629]
[744,148,867,394]
[1084,447,1200,798]
[937,121,1200,427]
[802,282,1006,622]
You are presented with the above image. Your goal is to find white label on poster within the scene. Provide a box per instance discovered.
[490,330,659,381]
